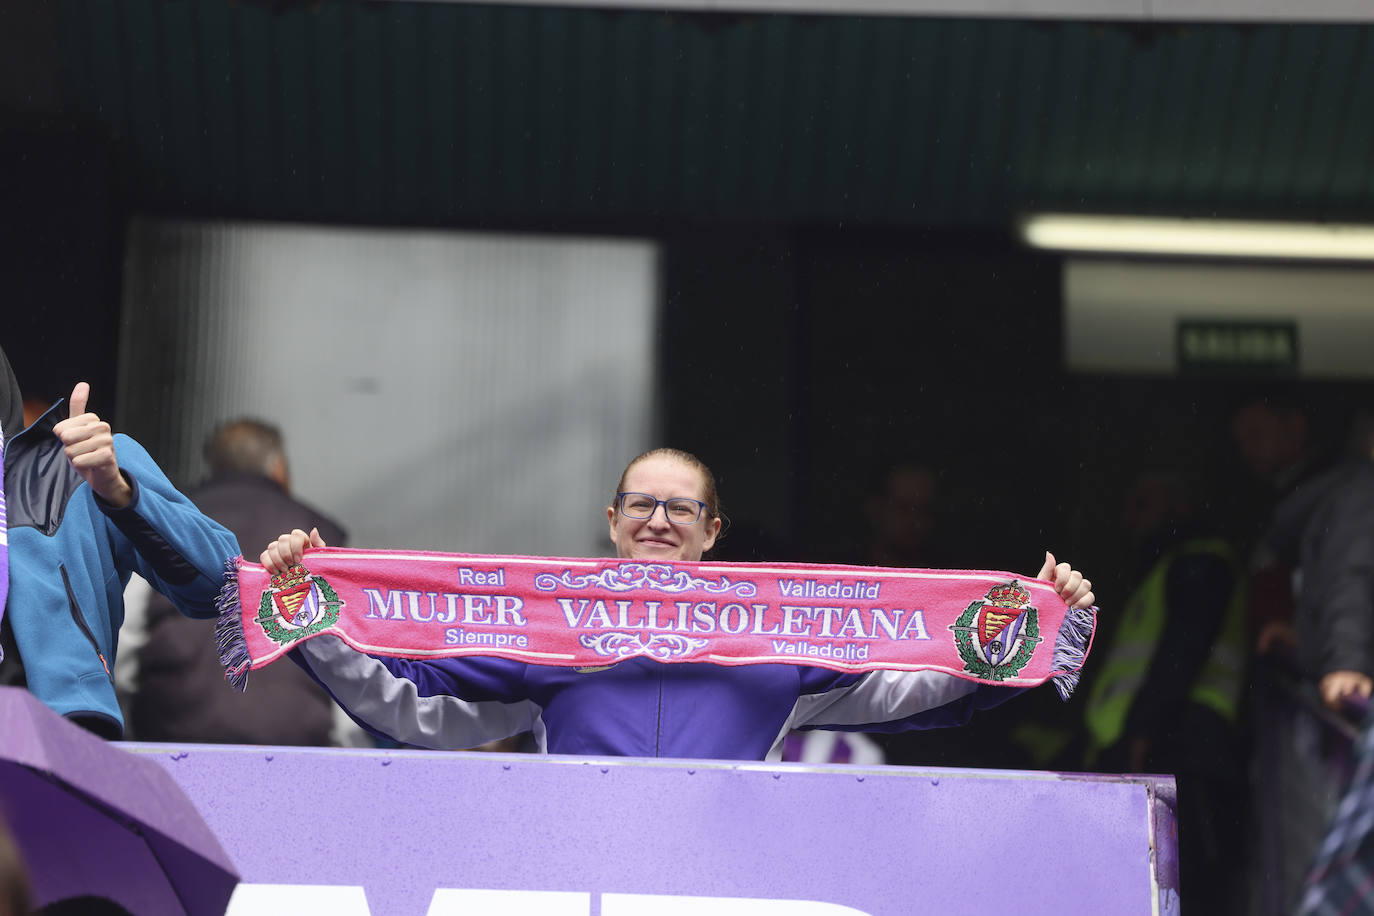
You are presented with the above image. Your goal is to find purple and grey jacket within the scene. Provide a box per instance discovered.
[295,635,1021,759]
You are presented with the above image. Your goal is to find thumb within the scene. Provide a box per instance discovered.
[309,527,327,549]
[1036,550,1055,581]
[69,382,90,418]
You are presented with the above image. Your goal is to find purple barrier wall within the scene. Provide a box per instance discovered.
[120,742,1178,916]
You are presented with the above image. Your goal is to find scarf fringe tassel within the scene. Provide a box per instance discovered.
[215,556,251,692]
[1050,604,1096,701]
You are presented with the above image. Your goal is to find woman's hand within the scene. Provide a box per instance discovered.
[1036,551,1095,609]
[261,527,327,575]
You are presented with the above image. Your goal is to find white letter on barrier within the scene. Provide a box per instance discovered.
[225,884,372,915]
[427,888,591,916]
[601,894,873,916]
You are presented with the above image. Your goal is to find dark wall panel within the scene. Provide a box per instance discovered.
[0,129,120,414]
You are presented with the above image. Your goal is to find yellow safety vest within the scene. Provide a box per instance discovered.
[1084,537,1247,755]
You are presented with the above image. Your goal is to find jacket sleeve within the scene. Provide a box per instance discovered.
[1313,478,1374,677]
[100,435,240,619]
[785,668,1020,734]
[292,636,540,750]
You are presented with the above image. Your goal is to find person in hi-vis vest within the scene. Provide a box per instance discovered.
[1084,466,1247,916]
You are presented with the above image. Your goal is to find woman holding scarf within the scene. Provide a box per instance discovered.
[261,447,1095,760]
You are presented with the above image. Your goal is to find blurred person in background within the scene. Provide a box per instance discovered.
[854,462,994,768]
[0,344,238,739]
[1082,465,1247,916]
[1230,392,1330,659]
[1231,394,1321,500]
[791,461,944,767]
[1264,410,1374,714]
[861,463,947,570]
[1293,412,1374,915]
[1235,392,1349,912]
[130,419,353,746]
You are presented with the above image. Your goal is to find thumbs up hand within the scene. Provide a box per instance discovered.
[1035,550,1095,610]
[53,382,133,508]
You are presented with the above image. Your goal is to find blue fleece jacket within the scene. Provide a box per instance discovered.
[3,404,239,737]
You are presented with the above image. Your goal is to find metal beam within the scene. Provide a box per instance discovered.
[397,0,1374,24]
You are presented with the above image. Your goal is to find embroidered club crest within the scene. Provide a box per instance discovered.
[256,564,342,646]
[950,580,1042,681]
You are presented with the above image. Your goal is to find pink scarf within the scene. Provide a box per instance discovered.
[218,549,1095,697]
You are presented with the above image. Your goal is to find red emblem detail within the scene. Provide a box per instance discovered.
[978,608,1022,646]
[270,566,314,625]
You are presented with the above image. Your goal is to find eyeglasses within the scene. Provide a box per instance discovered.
[616,492,708,525]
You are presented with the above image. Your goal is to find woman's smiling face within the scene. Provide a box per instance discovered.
[607,453,720,562]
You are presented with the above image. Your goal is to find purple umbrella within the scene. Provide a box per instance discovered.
[0,688,238,913]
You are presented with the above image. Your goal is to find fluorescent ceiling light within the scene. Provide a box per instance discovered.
[1020,214,1374,261]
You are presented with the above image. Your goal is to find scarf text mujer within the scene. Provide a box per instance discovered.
[217,548,1095,698]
